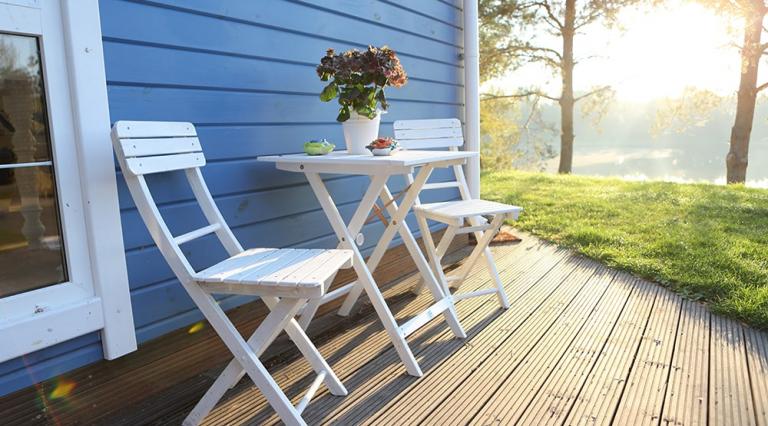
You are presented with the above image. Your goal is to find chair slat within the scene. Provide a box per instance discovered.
[174,223,221,245]
[125,152,205,175]
[395,127,462,139]
[113,120,197,138]
[395,137,464,150]
[394,118,461,130]
[120,137,201,157]
[422,182,461,190]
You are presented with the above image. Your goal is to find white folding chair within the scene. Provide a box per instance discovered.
[111,121,352,426]
[394,118,522,308]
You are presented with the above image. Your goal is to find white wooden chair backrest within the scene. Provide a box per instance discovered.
[393,118,464,150]
[111,121,244,284]
[394,118,472,200]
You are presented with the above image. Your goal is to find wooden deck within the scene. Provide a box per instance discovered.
[90,234,768,424]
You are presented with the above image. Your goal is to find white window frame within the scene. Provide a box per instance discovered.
[0,0,136,361]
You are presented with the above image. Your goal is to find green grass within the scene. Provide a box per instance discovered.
[482,170,768,330]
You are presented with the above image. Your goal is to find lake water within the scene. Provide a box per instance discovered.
[532,100,768,187]
[542,141,768,187]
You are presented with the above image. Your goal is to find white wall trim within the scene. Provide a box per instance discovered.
[60,0,136,359]
[463,0,481,198]
[0,298,104,361]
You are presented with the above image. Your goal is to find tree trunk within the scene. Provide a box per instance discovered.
[558,0,576,174]
[726,11,764,184]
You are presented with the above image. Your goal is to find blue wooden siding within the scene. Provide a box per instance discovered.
[0,0,464,396]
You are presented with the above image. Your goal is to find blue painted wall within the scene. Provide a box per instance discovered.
[0,0,464,396]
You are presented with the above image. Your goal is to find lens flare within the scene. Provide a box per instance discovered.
[49,378,76,400]
[188,321,205,334]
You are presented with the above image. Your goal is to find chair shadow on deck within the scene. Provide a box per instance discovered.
[201,255,511,425]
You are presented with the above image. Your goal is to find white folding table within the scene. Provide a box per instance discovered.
[259,150,476,376]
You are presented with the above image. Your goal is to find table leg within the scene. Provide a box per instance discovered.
[377,184,465,339]
[338,165,429,314]
[337,166,465,339]
[305,172,423,377]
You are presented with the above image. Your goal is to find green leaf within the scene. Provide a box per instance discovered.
[337,106,350,122]
[320,83,338,102]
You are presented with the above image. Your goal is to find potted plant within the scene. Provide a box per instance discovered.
[317,46,407,154]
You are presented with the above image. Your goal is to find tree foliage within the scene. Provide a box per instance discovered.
[480,95,557,171]
[479,0,638,173]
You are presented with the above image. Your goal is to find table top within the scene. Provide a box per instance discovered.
[259,150,477,174]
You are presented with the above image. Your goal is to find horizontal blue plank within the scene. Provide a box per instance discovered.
[102,41,462,103]
[106,86,461,126]
[152,0,461,47]
[135,294,255,343]
[114,160,440,210]
[101,0,460,67]
[120,175,368,251]
[0,339,103,397]
[119,168,458,250]
[293,0,461,44]
[0,333,100,378]
[379,0,463,28]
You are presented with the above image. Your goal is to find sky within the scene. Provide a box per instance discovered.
[494,0,763,103]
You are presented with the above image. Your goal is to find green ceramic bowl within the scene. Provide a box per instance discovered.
[304,139,335,156]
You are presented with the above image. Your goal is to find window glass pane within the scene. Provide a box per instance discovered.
[0,33,53,164]
[0,33,67,297]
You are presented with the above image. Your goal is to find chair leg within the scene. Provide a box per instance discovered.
[449,214,510,309]
[415,214,466,339]
[183,292,307,426]
[412,224,456,295]
[208,297,347,399]
[297,271,337,330]
[482,245,510,309]
[184,292,344,426]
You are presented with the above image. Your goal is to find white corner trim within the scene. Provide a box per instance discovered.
[60,0,137,359]
[463,0,481,198]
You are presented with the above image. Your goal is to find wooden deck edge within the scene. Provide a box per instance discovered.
[0,230,469,425]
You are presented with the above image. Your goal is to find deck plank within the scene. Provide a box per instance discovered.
[745,327,768,426]
[710,316,757,426]
[613,289,683,425]
[469,265,616,425]
[661,300,710,426]
[371,256,599,425]
[564,277,660,426]
[514,269,637,426]
[305,244,568,425]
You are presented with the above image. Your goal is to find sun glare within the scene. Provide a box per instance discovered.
[596,3,740,102]
[498,1,747,103]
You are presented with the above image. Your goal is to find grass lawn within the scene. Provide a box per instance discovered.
[482,170,768,330]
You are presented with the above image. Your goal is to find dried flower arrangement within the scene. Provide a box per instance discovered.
[317,46,407,122]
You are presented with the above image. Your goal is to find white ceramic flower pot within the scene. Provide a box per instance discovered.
[342,111,381,155]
